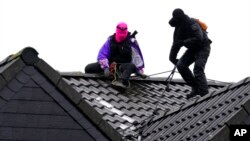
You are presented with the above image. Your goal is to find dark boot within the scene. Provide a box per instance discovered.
[135,71,148,79]
[112,79,130,88]
[198,89,209,97]
[122,79,130,87]
[186,88,199,99]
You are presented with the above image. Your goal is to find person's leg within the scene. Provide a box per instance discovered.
[176,50,196,88]
[85,62,103,73]
[119,63,137,86]
[194,46,211,96]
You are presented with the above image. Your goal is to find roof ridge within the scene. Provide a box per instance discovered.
[0,47,39,67]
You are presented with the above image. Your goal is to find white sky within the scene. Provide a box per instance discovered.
[0,0,250,83]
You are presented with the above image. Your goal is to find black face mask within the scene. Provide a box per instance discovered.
[169,17,181,27]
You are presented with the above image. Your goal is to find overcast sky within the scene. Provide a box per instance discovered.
[1,0,250,83]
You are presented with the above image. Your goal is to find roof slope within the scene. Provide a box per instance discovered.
[61,72,228,140]
[142,77,250,141]
[0,47,109,141]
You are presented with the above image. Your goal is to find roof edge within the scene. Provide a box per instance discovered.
[60,72,230,87]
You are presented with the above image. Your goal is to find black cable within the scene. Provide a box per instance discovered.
[165,66,177,92]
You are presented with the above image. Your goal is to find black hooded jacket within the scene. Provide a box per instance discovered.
[169,9,212,63]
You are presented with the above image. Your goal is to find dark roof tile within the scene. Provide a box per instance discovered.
[88,79,102,86]
[0,97,7,108]
[0,112,82,129]
[78,85,93,94]
[245,77,250,83]
[14,87,52,101]
[31,70,47,85]
[7,78,24,92]
[34,59,61,84]
[107,87,120,94]
[0,75,7,90]
[15,70,30,84]
[80,92,96,101]
[78,78,92,86]
[0,86,16,101]
[87,127,109,141]
[77,100,103,124]
[99,93,113,102]
[242,95,250,113]
[57,79,81,104]
[24,79,39,87]
[108,100,125,109]
[99,86,112,95]
[0,58,25,82]
[2,100,67,115]
[22,66,37,76]
[40,79,56,93]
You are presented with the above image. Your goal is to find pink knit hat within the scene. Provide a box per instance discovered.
[115,22,128,42]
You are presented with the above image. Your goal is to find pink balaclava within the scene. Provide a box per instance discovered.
[115,22,128,43]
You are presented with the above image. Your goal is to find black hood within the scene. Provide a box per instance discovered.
[169,8,187,27]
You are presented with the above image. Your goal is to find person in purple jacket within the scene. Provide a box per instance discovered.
[85,22,146,88]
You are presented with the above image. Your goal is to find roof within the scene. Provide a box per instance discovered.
[1,47,250,141]
[61,72,228,140]
[141,77,250,141]
[0,47,109,141]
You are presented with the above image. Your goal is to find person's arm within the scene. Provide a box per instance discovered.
[169,43,181,65]
[131,38,145,73]
[97,38,111,69]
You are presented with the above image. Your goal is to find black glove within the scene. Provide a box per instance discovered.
[171,59,179,65]
[169,41,182,65]
[169,48,179,65]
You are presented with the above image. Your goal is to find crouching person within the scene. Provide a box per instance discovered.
[85,22,146,88]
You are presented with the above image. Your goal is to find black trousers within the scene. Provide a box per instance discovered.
[176,45,211,94]
[85,62,137,80]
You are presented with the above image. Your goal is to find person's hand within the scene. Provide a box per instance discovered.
[170,59,179,65]
[99,59,109,69]
[104,68,110,77]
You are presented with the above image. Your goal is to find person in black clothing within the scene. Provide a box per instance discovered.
[85,22,146,88]
[169,8,212,99]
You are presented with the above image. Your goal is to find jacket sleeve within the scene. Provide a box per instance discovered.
[169,44,181,64]
[97,38,111,69]
[130,38,145,71]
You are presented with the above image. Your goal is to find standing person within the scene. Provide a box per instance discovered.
[168,8,212,99]
[85,22,146,88]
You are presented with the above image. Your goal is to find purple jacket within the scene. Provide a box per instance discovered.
[97,36,145,71]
